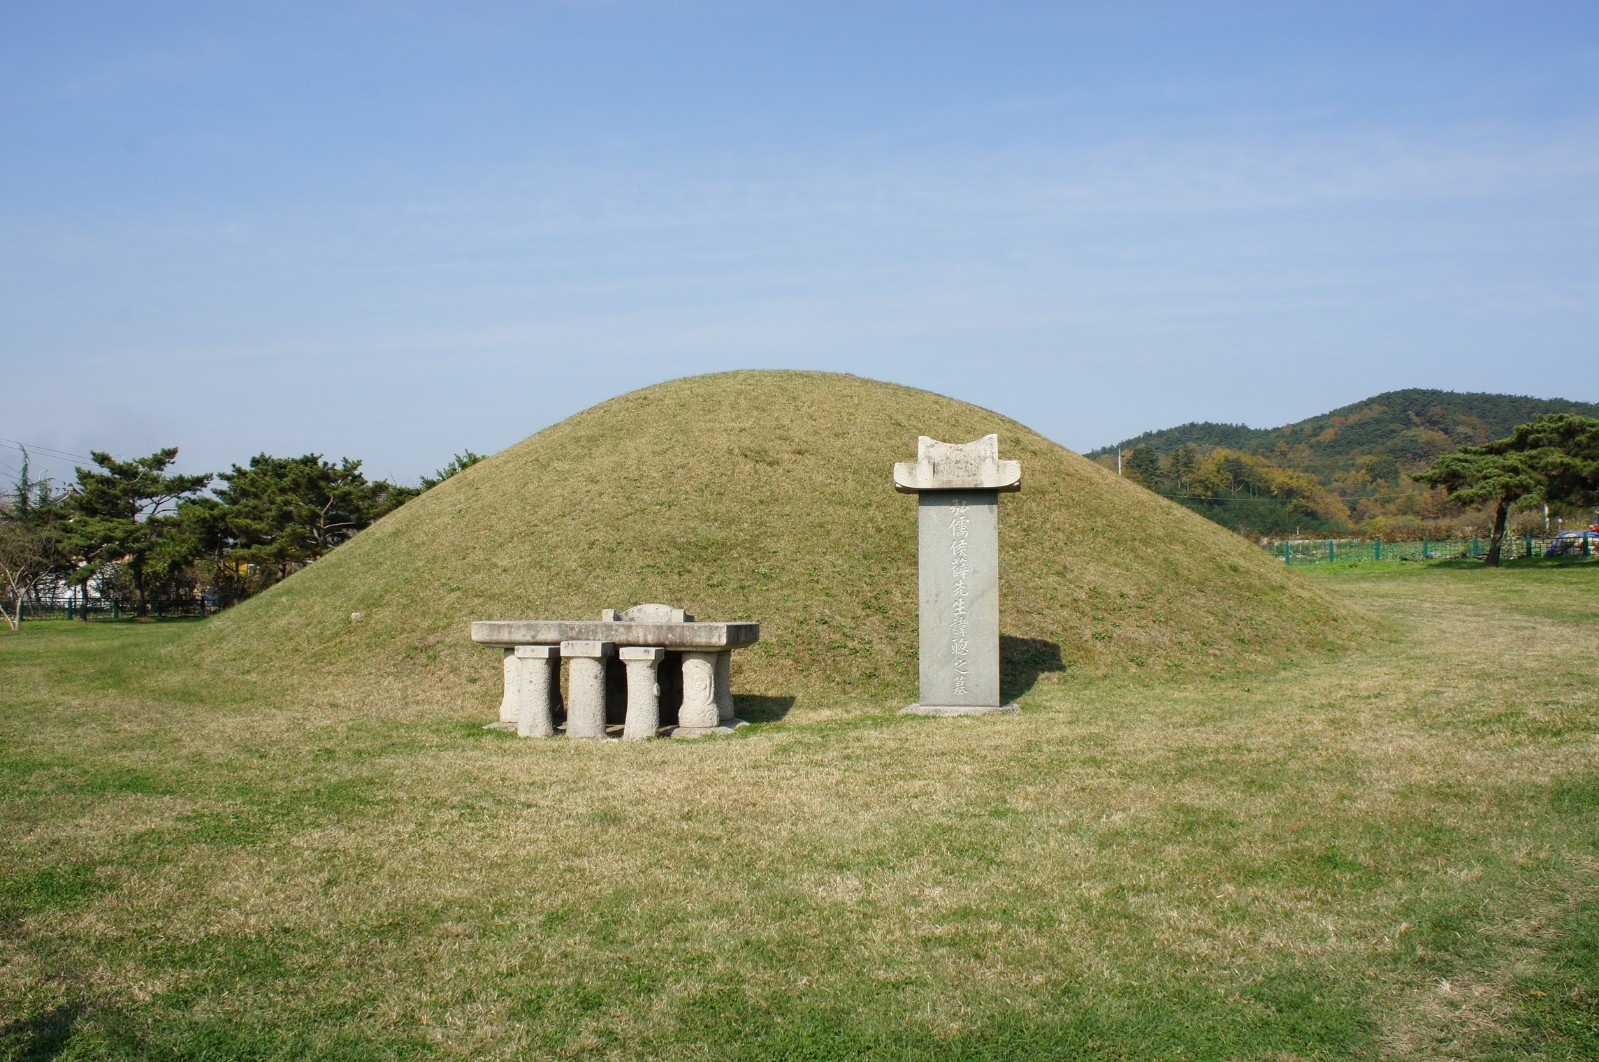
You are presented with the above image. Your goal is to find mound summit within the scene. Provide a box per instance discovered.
[184,371,1361,717]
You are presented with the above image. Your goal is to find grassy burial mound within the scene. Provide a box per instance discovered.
[182,370,1363,717]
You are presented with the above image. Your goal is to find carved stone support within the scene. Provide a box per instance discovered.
[498,649,518,723]
[678,650,721,729]
[513,645,560,738]
[619,646,666,740]
[714,650,735,722]
[561,640,615,738]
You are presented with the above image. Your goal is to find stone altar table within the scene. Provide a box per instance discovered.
[471,604,760,739]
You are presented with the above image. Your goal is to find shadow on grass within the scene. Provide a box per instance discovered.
[1001,635,1065,702]
[1,1000,84,1060]
[734,695,796,723]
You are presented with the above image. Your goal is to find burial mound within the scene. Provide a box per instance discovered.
[182,370,1363,718]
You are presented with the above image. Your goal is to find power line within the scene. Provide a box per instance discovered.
[0,437,96,464]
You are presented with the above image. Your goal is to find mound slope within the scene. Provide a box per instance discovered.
[184,371,1363,716]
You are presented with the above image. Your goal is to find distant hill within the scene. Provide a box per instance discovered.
[1086,389,1599,537]
[1089,389,1599,477]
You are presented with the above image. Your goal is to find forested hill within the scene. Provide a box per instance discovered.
[1089,388,1599,478]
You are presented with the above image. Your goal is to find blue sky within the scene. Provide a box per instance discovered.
[4,1,1597,487]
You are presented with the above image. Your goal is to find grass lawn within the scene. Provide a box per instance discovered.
[3,561,1597,1058]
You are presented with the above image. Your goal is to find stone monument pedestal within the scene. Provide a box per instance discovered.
[893,435,1022,717]
[900,702,1019,716]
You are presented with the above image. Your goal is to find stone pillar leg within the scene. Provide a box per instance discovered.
[678,651,720,729]
[561,640,615,739]
[714,651,735,722]
[498,648,517,723]
[514,645,560,738]
[619,647,666,740]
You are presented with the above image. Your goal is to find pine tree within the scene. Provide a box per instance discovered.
[64,449,210,617]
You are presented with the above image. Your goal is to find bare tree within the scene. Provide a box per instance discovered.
[0,451,69,630]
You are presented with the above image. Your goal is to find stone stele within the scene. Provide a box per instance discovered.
[893,434,1021,716]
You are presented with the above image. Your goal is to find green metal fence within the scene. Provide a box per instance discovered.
[1268,534,1590,566]
[7,596,211,621]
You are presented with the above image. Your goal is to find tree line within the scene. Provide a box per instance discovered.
[0,447,483,629]
[1096,392,1599,539]
[5,412,1597,629]
[1117,444,1351,534]
[1111,414,1599,545]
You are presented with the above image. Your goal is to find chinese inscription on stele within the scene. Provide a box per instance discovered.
[893,435,1021,717]
[949,502,971,698]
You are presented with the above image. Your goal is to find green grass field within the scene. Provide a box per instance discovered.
[3,561,1597,1058]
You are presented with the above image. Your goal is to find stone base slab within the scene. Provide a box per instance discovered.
[483,721,519,731]
[900,703,1020,717]
[666,718,749,739]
